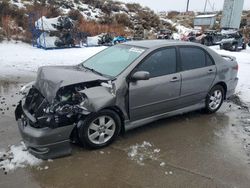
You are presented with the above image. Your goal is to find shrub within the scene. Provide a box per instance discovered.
[68,9,84,21]
[78,18,128,36]
[114,13,132,27]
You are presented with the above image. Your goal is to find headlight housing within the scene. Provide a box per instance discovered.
[20,81,35,95]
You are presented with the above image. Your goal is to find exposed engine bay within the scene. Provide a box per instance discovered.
[20,80,114,129]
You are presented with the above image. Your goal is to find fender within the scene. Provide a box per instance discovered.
[79,86,116,112]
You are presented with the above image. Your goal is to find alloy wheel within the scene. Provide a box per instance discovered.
[87,116,116,145]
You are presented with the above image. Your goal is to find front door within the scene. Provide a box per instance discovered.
[129,47,181,121]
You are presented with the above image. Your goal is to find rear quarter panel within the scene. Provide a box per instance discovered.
[207,47,238,98]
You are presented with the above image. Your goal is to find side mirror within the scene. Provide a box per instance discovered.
[131,71,150,81]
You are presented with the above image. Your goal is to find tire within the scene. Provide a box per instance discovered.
[242,43,246,50]
[205,85,225,114]
[232,43,238,51]
[78,109,121,149]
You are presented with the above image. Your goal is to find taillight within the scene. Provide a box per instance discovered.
[233,64,238,71]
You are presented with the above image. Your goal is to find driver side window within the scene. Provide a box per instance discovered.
[136,48,177,78]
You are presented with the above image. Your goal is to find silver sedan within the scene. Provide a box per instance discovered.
[15,40,238,159]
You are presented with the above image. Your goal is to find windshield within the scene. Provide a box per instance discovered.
[81,45,146,77]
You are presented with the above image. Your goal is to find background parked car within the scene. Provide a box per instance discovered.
[157,29,173,39]
[219,31,246,51]
[113,36,127,44]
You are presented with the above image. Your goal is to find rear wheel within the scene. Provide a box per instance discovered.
[205,85,224,113]
[78,109,121,149]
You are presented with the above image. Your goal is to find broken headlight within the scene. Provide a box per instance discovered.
[20,81,35,95]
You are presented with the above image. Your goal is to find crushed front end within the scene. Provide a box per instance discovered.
[14,65,118,159]
[15,86,80,159]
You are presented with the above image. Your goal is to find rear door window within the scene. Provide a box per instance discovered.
[206,54,214,66]
[179,47,206,71]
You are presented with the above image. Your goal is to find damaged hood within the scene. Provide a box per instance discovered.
[34,66,108,103]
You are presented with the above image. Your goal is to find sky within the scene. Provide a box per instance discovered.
[119,0,250,12]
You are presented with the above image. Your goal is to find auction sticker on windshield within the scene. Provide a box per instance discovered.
[129,47,145,54]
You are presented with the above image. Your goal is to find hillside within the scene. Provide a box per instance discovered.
[0,0,160,42]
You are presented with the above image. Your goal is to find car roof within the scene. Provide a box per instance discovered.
[123,40,203,49]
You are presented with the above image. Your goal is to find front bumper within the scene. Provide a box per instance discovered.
[15,101,75,159]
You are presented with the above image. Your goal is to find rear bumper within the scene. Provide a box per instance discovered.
[15,101,75,159]
[226,77,238,99]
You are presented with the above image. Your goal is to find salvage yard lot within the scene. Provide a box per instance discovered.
[0,41,250,188]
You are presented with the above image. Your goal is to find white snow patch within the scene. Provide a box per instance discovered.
[154,149,161,153]
[165,171,173,175]
[0,41,106,79]
[127,141,160,166]
[44,166,49,170]
[0,142,42,172]
[160,162,165,167]
[10,0,25,9]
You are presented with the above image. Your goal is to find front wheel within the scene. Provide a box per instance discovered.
[242,43,246,50]
[205,85,224,113]
[232,43,238,51]
[78,109,121,149]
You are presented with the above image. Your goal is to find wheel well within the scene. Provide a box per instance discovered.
[70,106,126,142]
[103,106,125,134]
[214,82,227,99]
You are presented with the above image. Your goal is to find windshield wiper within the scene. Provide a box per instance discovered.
[79,64,114,79]
[83,65,103,76]
[81,65,109,77]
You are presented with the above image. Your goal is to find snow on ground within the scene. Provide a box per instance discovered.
[0,142,42,173]
[127,141,161,166]
[0,41,106,80]
[210,46,250,105]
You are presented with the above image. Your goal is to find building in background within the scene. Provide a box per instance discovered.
[221,0,244,29]
[193,14,217,30]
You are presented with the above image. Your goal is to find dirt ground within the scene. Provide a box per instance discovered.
[0,80,250,188]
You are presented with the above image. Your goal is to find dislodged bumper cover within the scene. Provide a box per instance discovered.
[15,101,75,159]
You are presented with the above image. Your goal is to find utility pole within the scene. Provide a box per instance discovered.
[204,0,208,13]
[186,0,190,12]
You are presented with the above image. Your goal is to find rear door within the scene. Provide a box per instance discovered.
[129,47,181,121]
[178,46,216,107]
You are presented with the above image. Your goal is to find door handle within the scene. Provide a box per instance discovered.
[207,69,214,74]
[170,77,179,82]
